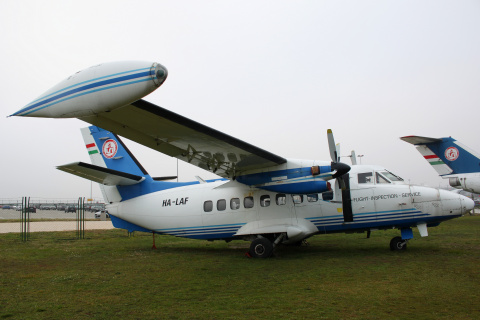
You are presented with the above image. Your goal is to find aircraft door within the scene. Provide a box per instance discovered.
[291,194,306,222]
[350,172,376,222]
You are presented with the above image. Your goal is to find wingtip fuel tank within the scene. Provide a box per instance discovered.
[11,61,167,118]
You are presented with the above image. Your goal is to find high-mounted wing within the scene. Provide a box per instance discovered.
[79,99,287,178]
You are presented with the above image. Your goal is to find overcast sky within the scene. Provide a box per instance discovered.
[1,1,479,201]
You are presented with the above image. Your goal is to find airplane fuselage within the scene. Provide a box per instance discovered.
[107,165,471,243]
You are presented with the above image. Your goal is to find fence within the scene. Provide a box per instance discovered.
[0,197,112,241]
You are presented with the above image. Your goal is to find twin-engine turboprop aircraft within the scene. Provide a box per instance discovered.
[11,61,474,257]
[401,135,480,194]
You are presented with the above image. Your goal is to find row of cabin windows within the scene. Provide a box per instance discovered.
[203,193,331,212]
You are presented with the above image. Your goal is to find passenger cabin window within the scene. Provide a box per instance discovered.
[376,172,390,184]
[217,199,226,211]
[260,195,270,207]
[307,194,318,202]
[230,198,240,210]
[276,194,286,205]
[244,196,254,209]
[322,191,334,201]
[293,195,303,204]
[358,172,373,184]
[204,201,213,212]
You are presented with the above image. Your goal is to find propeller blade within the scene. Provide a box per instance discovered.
[335,143,341,163]
[327,129,337,163]
[340,174,353,222]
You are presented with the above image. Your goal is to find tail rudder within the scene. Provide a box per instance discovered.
[82,126,148,177]
[401,135,480,176]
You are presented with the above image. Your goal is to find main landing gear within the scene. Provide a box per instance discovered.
[248,234,285,258]
[390,236,408,251]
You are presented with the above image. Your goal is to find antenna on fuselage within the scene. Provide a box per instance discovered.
[340,150,358,165]
[350,150,357,165]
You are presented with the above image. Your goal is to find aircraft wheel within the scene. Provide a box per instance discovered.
[249,237,274,258]
[390,236,407,251]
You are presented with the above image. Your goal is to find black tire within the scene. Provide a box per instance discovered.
[249,238,274,258]
[390,236,407,251]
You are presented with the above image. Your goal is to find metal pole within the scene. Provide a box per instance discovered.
[76,197,85,239]
[20,197,30,242]
[82,197,85,239]
[27,197,30,241]
[20,197,24,241]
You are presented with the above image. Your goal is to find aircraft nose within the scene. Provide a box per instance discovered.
[463,196,475,213]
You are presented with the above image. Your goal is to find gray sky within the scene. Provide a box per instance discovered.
[1,1,480,201]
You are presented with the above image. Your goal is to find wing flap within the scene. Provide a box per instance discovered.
[79,99,286,178]
[57,162,145,186]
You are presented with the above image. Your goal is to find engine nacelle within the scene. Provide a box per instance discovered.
[11,61,167,118]
[236,159,342,194]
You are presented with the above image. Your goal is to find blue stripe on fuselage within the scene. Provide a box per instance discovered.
[155,223,246,240]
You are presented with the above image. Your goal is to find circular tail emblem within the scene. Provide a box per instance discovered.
[102,139,118,159]
[445,147,459,161]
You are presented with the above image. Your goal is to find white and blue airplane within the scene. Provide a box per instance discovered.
[401,135,480,194]
[10,61,474,257]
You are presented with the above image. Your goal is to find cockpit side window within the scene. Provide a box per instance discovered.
[376,172,391,184]
[358,172,373,184]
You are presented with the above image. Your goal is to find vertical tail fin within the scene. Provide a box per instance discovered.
[401,135,480,176]
[81,126,150,203]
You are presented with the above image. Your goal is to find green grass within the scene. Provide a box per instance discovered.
[1,216,479,319]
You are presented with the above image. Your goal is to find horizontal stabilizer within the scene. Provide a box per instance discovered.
[56,162,145,186]
[400,136,442,145]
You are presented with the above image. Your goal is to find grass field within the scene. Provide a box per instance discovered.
[1,216,479,319]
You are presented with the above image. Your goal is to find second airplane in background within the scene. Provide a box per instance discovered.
[401,135,480,194]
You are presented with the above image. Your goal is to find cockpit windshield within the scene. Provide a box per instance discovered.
[379,170,404,182]
[376,172,390,184]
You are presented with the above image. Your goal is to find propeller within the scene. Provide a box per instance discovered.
[326,129,353,222]
[327,129,350,180]
[327,129,337,163]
